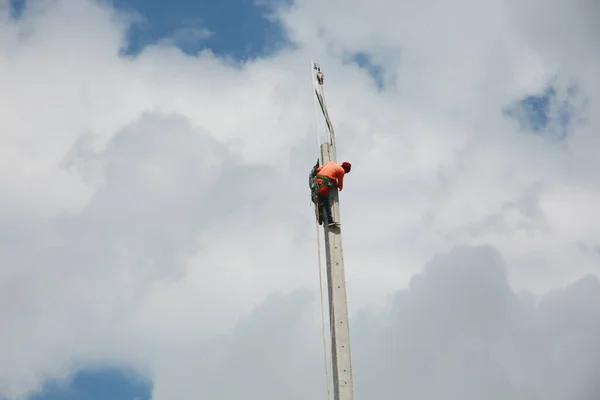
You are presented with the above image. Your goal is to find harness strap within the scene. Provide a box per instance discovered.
[316,174,335,187]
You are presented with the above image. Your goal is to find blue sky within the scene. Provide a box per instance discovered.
[28,369,151,400]
[113,0,291,59]
[350,52,386,90]
[504,84,577,140]
[10,0,290,59]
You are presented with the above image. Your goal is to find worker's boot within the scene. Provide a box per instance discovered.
[327,215,340,226]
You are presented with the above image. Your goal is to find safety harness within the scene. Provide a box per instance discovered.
[314,174,336,196]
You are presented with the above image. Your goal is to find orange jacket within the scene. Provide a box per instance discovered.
[317,162,346,190]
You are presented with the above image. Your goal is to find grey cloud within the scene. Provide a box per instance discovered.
[464,182,548,237]
[504,0,600,64]
[186,290,323,400]
[149,245,600,400]
[57,111,272,278]
[356,246,600,400]
[0,111,275,397]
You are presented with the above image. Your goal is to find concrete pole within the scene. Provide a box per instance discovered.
[320,142,355,400]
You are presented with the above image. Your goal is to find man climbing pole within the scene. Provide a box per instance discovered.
[310,160,351,226]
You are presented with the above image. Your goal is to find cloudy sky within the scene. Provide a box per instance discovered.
[2,0,600,398]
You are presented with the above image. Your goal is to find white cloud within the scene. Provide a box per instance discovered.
[1,0,600,398]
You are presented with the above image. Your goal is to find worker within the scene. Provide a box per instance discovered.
[310,160,351,226]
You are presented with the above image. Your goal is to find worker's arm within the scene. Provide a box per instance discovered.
[337,173,344,191]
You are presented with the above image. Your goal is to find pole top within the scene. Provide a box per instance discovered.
[313,62,324,85]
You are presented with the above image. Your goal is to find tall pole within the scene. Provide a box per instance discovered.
[312,62,355,400]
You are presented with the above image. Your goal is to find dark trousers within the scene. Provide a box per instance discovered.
[317,193,333,223]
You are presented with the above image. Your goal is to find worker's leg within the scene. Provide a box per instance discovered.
[316,194,328,222]
[325,193,341,226]
[313,193,324,225]
[322,194,334,223]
